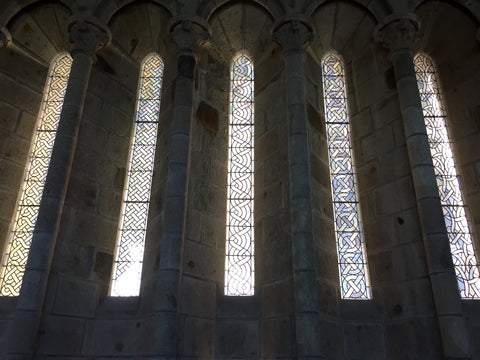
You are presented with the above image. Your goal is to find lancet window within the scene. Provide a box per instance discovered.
[414,53,480,298]
[225,54,255,296]
[321,52,371,299]
[0,53,72,296]
[110,53,164,296]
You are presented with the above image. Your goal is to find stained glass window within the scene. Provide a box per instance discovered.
[0,53,72,296]
[225,55,254,296]
[414,53,480,299]
[110,53,163,296]
[322,52,371,299]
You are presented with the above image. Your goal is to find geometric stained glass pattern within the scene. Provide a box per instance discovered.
[225,55,254,296]
[414,53,480,299]
[110,53,163,296]
[0,53,72,296]
[322,52,371,299]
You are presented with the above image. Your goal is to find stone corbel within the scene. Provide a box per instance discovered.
[168,16,211,59]
[374,13,420,54]
[67,16,111,61]
[272,15,313,53]
[0,26,11,48]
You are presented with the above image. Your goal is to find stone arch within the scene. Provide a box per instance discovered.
[309,0,378,62]
[5,0,73,64]
[107,1,172,63]
[202,0,279,22]
[207,0,274,63]
[93,0,174,24]
[305,0,388,22]
[415,0,479,58]
[413,0,480,24]
[0,0,73,26]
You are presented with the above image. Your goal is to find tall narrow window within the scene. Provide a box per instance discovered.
[0,54,72,296]
[225,54,254,296]
[322,52,371,299]
[414,53,480,298]
[110,53,163,296]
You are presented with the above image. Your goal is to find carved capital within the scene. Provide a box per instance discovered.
[67,17,111,60]
[0,27,11,48]
[375,14,420,54]
[169,17,210,58]
[273,17,313,53]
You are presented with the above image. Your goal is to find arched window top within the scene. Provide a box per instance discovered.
[0,53,72,296]
[414,52,436,73]
[322,52,349,125]
[414,52,443,112]
[138,53,164,107]
[414,52,480,299]
[321,51,371,300]
[322,51,345,74]
[52,52,73,71]
[141,52,164,78]
[225,53,254,296]
[231,54,254,106]
[110,52,164,297]
[232,52,253,64]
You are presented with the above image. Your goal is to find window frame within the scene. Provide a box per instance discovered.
[110,52,164,297]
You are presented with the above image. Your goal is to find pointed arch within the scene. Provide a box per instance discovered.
[225,54,255,296]
[0,53,72,296]
[321,51,371,299]
[110,53,164,297]
[414,52,480,299]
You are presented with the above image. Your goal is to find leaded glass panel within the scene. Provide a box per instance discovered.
[322,52,371,300]
[110,53,163,296]
[414,53,480,298]
[225,55,254,296]
[0,53,72,296]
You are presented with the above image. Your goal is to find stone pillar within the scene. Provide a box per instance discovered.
[0,26,11,48]
[5,17,110,359]
[273,19,322,358]
[376,14,471,359]
[148,18,209,356]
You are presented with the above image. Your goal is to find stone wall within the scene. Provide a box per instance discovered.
[416,2,480,356]
[0,43,46,351]
[0,0,479,359]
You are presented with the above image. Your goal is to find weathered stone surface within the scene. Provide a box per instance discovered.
[53,278,98,317]
[344,323,386,359]
[36,315,86,355]
[179,276,215,318]
[262,317,293,358]
[0,1,479,359]
[217,319,259,357]
[179,317,214,357]
[89,319,138,356]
